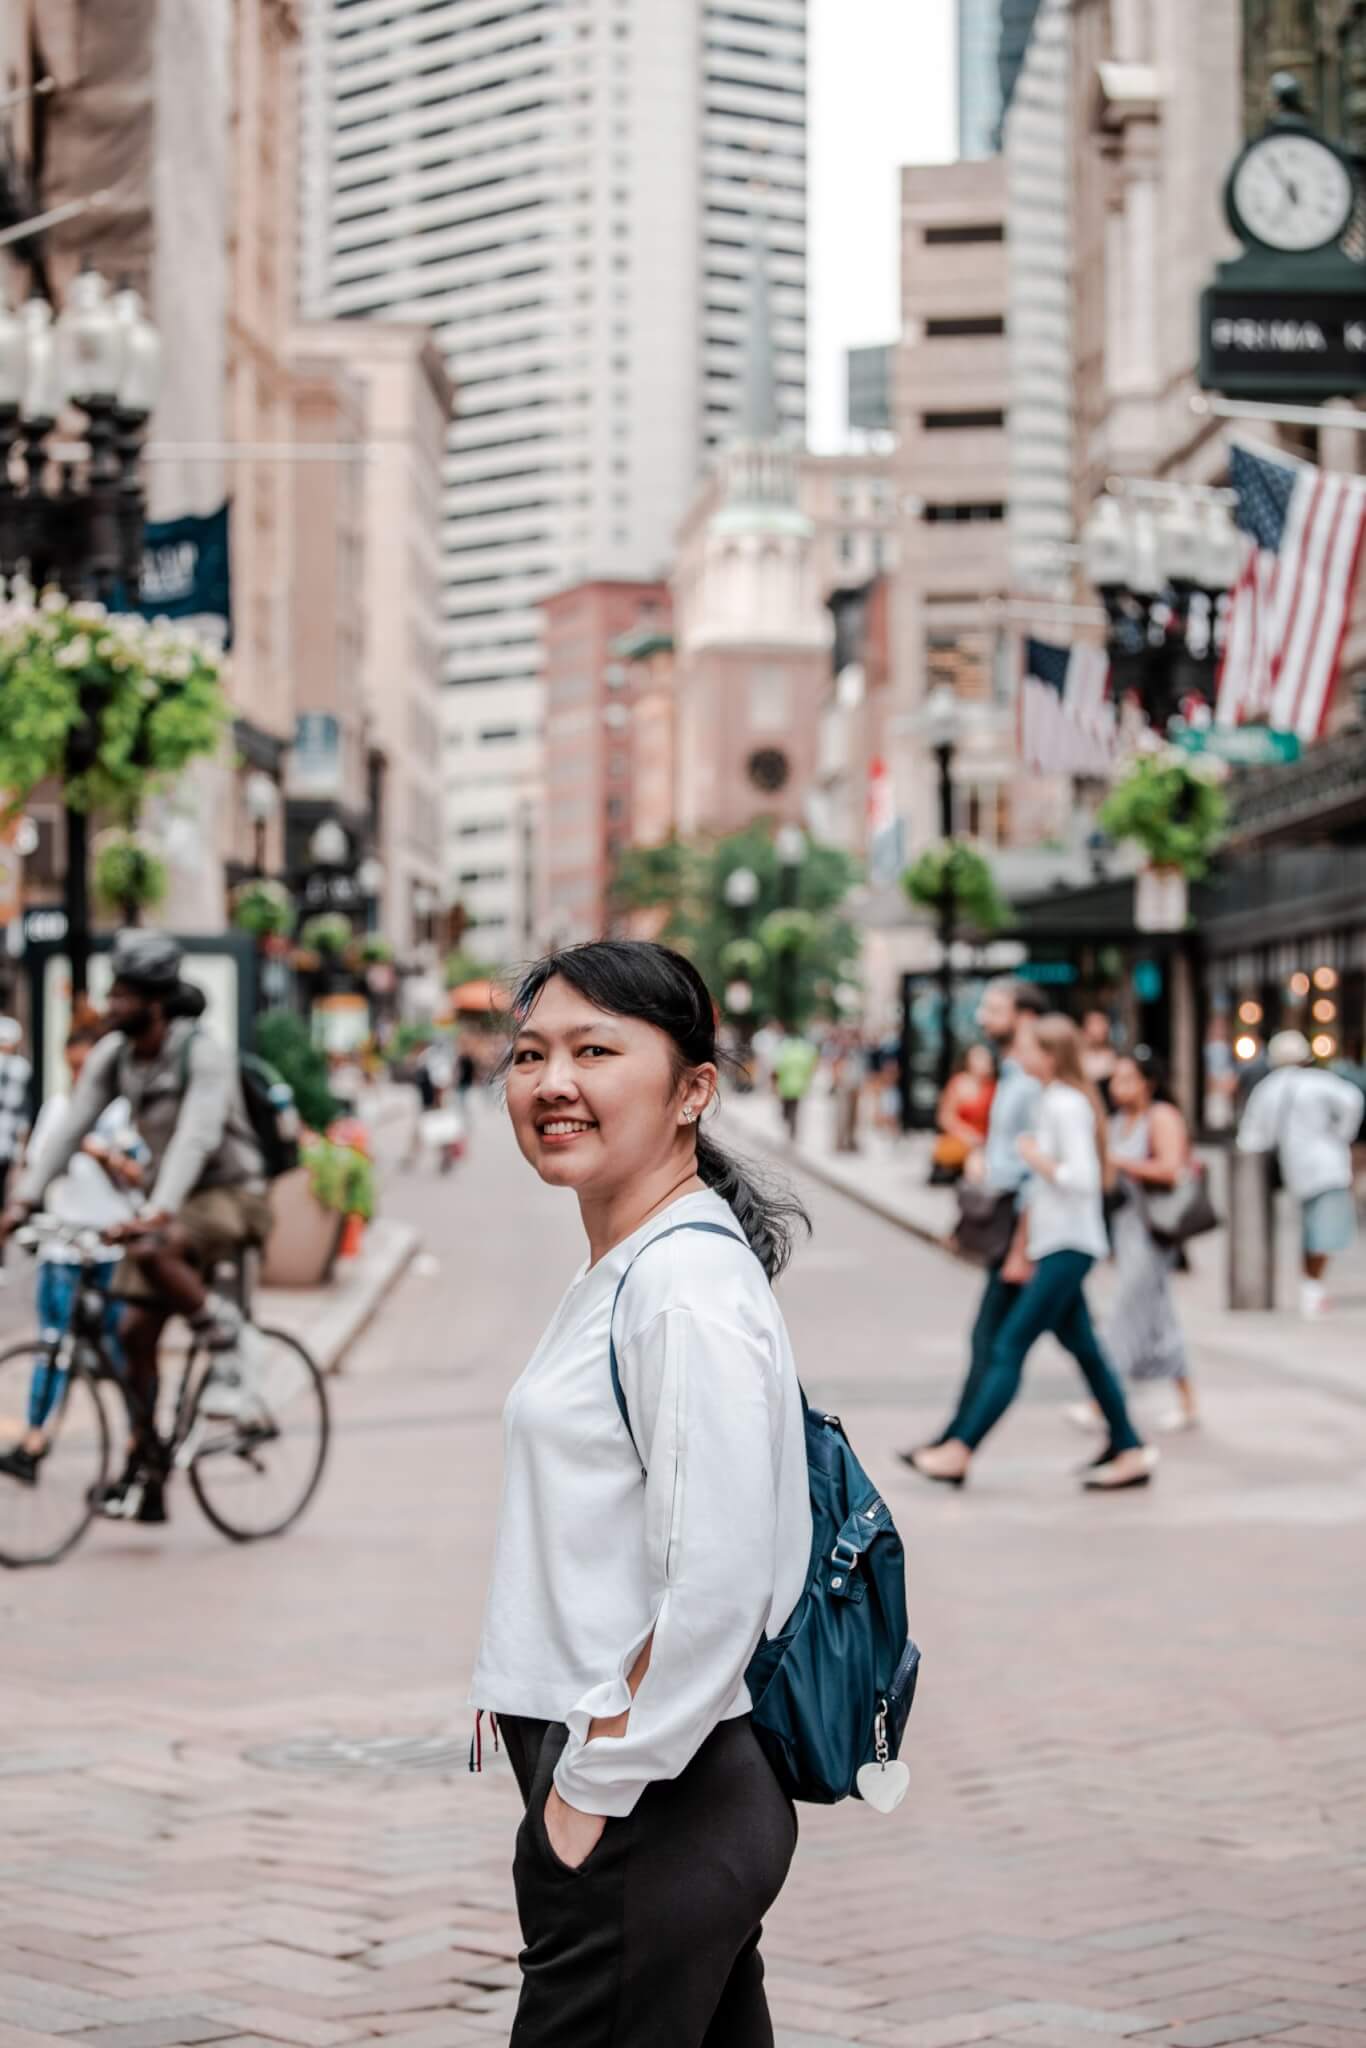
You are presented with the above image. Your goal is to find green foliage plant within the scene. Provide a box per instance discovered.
[611,824,862,1027]
[358,934,394,965]
[0,589,229,815]
[903,840,1010,932]
[92,829,167,916]
[255,1012,340,1134]
[299,911,354,957]
[1098,753,1228,879]
[302,1134,376,1221]
[443,946,497,989]
[232,877,295,940]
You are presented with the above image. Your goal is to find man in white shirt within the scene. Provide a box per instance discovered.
[1238,1029,1364,1319]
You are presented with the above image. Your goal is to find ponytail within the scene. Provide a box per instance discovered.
[695,1124,810,1281]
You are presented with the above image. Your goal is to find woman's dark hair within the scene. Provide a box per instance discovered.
[1118,1044,1174,1105]
[508,939,810,1279]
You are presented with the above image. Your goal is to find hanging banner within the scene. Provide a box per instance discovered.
[138,504,232,640]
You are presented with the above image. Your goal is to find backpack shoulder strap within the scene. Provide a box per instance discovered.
[175,1024,204,1092]
[609,1220,753,1460]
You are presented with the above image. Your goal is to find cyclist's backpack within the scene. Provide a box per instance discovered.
[609,1219,921,1807]
[179,1031,302,1180]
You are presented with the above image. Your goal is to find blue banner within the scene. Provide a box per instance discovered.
[138,504,231,639]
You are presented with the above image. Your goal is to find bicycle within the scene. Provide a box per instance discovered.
[0,1216,330,1567]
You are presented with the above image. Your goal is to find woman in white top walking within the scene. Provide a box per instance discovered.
[471,939,813,2048]
[908,1013,1155,1493]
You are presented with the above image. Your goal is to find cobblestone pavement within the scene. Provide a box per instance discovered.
[5,1103,1366,2048]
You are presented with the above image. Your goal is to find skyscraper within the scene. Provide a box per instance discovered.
[957,0,1003,158]
[998,0,1045,135]
[301,0,808,957]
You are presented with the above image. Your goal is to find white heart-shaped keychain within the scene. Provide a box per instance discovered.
[857,1758,910,1814]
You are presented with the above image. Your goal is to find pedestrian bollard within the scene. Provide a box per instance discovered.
[1227,1146,1275,1311]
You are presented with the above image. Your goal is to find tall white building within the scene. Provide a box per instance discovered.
[1003,0,1072,598]
[301,0,808,959]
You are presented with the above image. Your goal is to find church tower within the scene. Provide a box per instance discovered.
[672,201,831,838]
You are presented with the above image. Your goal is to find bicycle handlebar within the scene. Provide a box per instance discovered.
[14,1217,112,1260]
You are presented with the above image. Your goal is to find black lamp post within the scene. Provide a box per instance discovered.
[722,861,760,1042]
[0,269,161,998]
[922,685,962,1094]
[1081,486,1242,734]
[774,825,806,1027]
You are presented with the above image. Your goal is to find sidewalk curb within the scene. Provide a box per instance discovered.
[266,1219,420,1375]
[721,1108,961,1258]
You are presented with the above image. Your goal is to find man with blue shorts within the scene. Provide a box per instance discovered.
[1238,1028,1363,1320]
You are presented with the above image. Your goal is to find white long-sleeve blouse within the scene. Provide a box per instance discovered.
[469,1188,812,1819]
[1025,1081,1109,1262]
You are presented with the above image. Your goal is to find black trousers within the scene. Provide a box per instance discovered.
[500,1713,797,2048]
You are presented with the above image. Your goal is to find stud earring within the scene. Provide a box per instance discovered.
[681,1106,696,1124]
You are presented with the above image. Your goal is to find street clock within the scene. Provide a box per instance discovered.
[1200,74,1366,401]
[1228,129,1356,253]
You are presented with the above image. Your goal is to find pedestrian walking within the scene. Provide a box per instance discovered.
[903,976,1046,1454]
[930,1042,996,1185]
[906,1012,1155,1492]
[1066,1050,1198,1436]
[471,938,812,2047]
[1237,1029,1364,1320]
[772,1024,818,1141]
[0,1015,32,1282]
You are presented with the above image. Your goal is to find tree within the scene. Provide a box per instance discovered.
[612,825,862,1027]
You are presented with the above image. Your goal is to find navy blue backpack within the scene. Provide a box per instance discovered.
[609,1220,921,1806]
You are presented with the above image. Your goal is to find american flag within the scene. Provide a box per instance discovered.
[1019,638,1117,777]
[1216,441,1366,740]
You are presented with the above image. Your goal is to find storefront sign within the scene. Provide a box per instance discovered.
[1172,723,1301,766]
[1200,287,1366,398]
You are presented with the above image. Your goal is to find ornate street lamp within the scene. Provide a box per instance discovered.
[244,770,280,879]
[722,863,761,1025]
[0,266,162,995]
[356,854,385,936]
[773,826,806,1027]
[921,684,963,1093]
[1082,484,1242,735]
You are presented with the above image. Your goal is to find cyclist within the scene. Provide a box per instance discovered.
[2,931,273,1522]
[0,1014,146,1486]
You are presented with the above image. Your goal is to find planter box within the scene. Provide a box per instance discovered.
[260,1166,345,1288]
[1135,864,1189,933]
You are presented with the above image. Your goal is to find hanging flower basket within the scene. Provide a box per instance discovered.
[232,876,295,941]
[902,840,1009,932]
[92,829,167,918]
[1098,754,1227,880]
[299,911,354,958]
[0,589,229,815]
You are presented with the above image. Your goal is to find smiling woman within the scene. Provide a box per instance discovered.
[473,939,813,2047]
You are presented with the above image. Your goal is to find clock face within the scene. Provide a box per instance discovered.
[1231,133,1356,252]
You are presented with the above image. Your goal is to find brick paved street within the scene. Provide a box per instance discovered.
[5,1102,1366,2048]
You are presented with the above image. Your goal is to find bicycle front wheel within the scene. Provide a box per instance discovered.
[0,1336,111,1567]
[185,1327,330,1542]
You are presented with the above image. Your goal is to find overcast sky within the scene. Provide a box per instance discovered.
[808,0,957,451]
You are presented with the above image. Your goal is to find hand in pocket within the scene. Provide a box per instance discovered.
[544,1783,606,1871]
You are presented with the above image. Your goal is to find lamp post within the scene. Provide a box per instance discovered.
[773,825,806,1027]
[0,268,161,997]
[723,862,760,1032]
[244,770,280,879]
[923,684,962,1094]
[356,854,385,937]
[1081,484,1242,734]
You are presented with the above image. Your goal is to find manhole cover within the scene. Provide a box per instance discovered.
[245,1733,472,1776]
